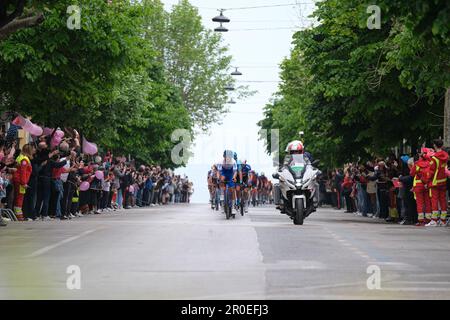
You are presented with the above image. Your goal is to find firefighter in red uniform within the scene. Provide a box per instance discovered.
[426,139,449,227]
[411,148,432,226]
[13,143,34,221]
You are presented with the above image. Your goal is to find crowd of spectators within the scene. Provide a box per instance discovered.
[0,123,193,226]
[318,140,450,226]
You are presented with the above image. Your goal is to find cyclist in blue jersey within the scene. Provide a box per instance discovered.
[216,150,238,206]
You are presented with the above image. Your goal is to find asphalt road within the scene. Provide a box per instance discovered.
[1,204,450,300]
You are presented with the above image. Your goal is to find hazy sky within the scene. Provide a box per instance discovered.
[164,0,317,202]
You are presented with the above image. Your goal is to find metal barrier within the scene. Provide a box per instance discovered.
[0,208,17,221]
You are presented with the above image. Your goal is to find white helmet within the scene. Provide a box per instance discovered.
[285,140,304,154]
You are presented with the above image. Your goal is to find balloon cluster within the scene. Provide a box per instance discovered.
[12,115,43,136]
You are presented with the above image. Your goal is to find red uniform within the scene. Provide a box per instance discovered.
[428,150,449,222]
[410,158,432,222]
[13,154,32,221]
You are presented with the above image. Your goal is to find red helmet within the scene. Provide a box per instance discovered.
[285,140,304,154]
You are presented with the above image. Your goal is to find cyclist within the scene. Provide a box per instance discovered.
[233,152,241,211]
[248,170,258,207]
[207,165,219,209]
[216,150,238,212]
[258,172,269,204]
[236,158,252,213]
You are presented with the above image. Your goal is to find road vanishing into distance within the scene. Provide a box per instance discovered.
[2,204,450,299]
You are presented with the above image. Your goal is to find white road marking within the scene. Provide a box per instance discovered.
[382,287,450,292]
[325,228,376,261]
[25,229,98,258]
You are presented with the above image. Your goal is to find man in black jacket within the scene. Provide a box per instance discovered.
[334,169,344,210]
[35,146,67,220]
[399,158,418,225]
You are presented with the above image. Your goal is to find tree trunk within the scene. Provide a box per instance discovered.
[444,88,450,147]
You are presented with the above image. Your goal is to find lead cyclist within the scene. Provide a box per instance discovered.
[217,150,238,212]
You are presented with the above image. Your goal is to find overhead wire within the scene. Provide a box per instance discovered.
[199,2,314,11]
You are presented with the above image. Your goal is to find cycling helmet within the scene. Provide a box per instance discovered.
[223,150,233,158]
[285,140,304,154]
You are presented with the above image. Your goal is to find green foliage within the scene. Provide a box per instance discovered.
[0,0,241,166]
[143,0,252,131]
[258,0,448,168]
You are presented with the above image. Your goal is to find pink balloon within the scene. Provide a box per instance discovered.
[80,181,90,191]
[12,115,26,127]
[82,136,98,155]
[43,127,54,136]
[51,136,62,147]
[26,123,43,136]
[22,119,33,130]
[129,185,134,193]
[55,130,64,138]
[95,170,104,180]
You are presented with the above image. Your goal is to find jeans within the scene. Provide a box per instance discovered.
[53,179,64,217]
[116,189,123,207]
[136,189,142,206]
[142,188,150,206]
[356,183,369,215]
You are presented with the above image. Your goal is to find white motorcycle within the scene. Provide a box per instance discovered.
[273,154,321,225]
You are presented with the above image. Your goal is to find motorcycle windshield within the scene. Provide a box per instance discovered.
[289,154,306,178]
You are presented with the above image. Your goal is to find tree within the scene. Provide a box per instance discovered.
[258,0,446,168]
[143,0,252,131]
[0,0,46,41]
[0,0,150,127]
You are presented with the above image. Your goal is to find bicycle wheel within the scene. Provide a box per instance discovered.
[224,186,231,220]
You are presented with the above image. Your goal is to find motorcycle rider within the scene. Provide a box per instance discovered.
[275,140,319,212]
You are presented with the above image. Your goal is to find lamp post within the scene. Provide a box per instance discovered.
[213,9,230,32]
[214,23,228,32]
[224,84,235,91]
[231,67,242,76]
[212,10,230,23]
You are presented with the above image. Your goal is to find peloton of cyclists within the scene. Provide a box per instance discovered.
[208,151,272,213]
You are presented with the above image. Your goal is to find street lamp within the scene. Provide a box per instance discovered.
[214,23,229,32]
[212,10,230,23]
[225,84,235,91]
[227,98,237,104]
[231,67,242,76]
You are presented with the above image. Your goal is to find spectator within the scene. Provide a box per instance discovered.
[399,158,417,225]
[13,143,34,220]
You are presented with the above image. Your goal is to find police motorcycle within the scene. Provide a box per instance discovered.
[273,141,321,225]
